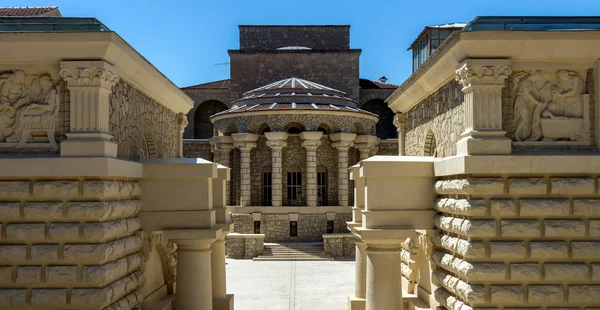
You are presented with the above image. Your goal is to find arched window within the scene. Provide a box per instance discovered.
[258,123,271,135]
[287,166,302,206]
[317,123,332,135]
[424,130,437,157]
[194,100,228,139]
[262,166,272,206]
[361,99,397,139]
[285,122,305,134]
[317,165,328,206]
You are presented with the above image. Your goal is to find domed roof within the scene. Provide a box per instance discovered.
[244,77,346,96]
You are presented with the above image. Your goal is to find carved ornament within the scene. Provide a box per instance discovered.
[455,64,512,89]
[59,67,119,89]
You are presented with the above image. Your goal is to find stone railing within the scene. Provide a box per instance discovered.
[226,233,265,258]
[323,233,355,258]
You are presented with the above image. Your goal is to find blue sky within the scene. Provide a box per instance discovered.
[4,0,600,87]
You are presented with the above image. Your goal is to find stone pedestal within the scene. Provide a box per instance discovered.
[265,132,289,207]
[232,133,258,207]
[455,59,512,155]
[59,61,120,157]
[331,133,356,207]
[393,113,405,156]
[300,131,323,207]
[354,135,377,161]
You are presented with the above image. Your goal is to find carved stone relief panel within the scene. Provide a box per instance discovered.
[0,69,60,150]
[511,69,590,146]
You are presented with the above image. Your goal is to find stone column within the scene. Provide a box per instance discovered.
[331,133,356,207]
[209,136,221,164]
[265,132,289,207]
[232,133,259,207]
[217,136,234,205]
[59,61,120,157]
[355,135,378,160]
[212,165,234,309]
[455,59,512,155]
[177,113,188,158]
[393,113,406,156]
[300,132,323,207]
[172,238,214,310]
[366,244,402,310]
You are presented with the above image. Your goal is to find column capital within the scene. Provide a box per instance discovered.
[299,131,323,141]
[177,113,189,133]
[264,131,289,141]
[331,132,357,150]
[59,61,120,90]
[301,139,321,150]
[332,140,354,150]
[266,139,287,150]
[455,58,512,90]
[216,136,234,152]
[393,113,405,131]
[354,135,377,151]
[234,141,257,150]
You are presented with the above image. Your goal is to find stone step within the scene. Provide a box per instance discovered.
[257,242,332,261]
[253,256,333,261]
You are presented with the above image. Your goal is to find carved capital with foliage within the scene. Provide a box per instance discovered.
[393,113,405,131]
[266,139,288,151]
[234,141,257,151]
[301,139,321,151]
[455,59,512,90]
[60,67,120,89]
[332,140,354,151]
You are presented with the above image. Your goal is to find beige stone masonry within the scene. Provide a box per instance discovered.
[266,132,289,207]
[300,131,323,207]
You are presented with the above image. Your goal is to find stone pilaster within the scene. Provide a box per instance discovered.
[366,244,403,310]
[176,113,188,158]
[265,132,289,207]
[300,132,323,207]
[455,59,512,155]
[232,133,259,207]
[59,61,120,157]
[331,133,356,207]
[355,135,378,160]
[393,113,406,156]
[217,136,234,205]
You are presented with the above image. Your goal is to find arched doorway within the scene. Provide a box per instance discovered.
[194,100,228,139]
[361,99,396,139]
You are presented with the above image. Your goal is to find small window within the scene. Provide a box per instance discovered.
[290,221,298,237]
[326,220,334,233]
[254,221,261,234]
[263,167,272,206]
[317,166,328,206]
[287,169,302,206]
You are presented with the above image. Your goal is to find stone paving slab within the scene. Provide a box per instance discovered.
[226,258,355,310]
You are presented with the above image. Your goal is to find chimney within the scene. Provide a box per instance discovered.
[378,76,388,83]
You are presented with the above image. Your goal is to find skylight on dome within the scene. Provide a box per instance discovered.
[276,46,312,50]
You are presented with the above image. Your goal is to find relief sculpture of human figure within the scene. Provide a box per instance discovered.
[0,70,30,142]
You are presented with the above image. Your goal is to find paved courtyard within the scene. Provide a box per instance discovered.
[226,259,355,310]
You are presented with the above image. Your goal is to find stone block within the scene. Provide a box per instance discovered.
[551,178,595,195]
[519,199,569,216]
[63,236,142,263]
[490,242,526,259]
[510,263,540,281]
[84,218,140,241]
[530,242,568,259]
[82,181,140,198]
[501,220,540,237]
[16,266,41,284]
[572,242,600,258]
[589,220,600,236]
[545,263,588,281]
[0,181,29,198]
[31,289,67,307]
[30,244,58,261]
[592,263,600,280]
[0,203,20,221]
[83,257,128,285]
[46,266,77,284]
[489,199,517,216]
[33,181,79,197]
[67,200,140,221]
[435,178,504,195]
[6,223,45,241]
[0,289,27,307]
[528,285,564,303]
[49,223,80,241]
[435,198,486,216]
[509,178,546,195]
[490,286,524,303]
[568,285,600,303]
[24,202,63,220]
[573,199,600,216]
[0,267,12,285]
[544,220,586,237]
[71,271,143,308]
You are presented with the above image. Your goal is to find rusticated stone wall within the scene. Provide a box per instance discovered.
[111,81,178,160]
[182,140,213,161]
[432,176,600,309]
[0,179,143,309]
[405,80,463,157]
[323,234,355,258]
[226,234,265,259]
[231,213,253,234]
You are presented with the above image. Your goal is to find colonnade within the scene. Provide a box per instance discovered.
[210,132,378,207]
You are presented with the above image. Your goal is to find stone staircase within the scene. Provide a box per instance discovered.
[253,242,333,261]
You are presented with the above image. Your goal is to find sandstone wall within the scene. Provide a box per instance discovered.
[182,140,213,161]
[0,179,144,309]
[432,176,600,309]
[111,81,178,160]
[405,80,464,157]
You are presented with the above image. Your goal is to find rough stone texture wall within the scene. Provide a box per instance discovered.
[230,149,241,205]
[405,80,464,157]
[375,140,399,156]
[433,176,600,309]
[182,140,213,161]
[263,214,291,242]
[0,179,144,309]
[244,237,264,258]
[250,136,271,206]
[298,214,327,242]
[231,213,253,234]
[226,237,244,258]
[282,136,307,205]
[334,213,351,233]
[229,52,360,101]
[323,234,356,257]
[239,26,350,51]
[111,81,178,160]
[317,137,339,206]
[348,147,358,206]
[182,89,230,139]
[225,234,265,259]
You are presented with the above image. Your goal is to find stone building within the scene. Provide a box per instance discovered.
[182,26,399,242]
[347,16,600,310]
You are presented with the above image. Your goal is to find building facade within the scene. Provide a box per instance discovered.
[182,26,399,242]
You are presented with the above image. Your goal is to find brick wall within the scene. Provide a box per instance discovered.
[432,176,600,309]
[0,179,143,309]
[238,26,350,51]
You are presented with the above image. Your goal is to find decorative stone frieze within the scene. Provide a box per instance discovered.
[455,59,512,155]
